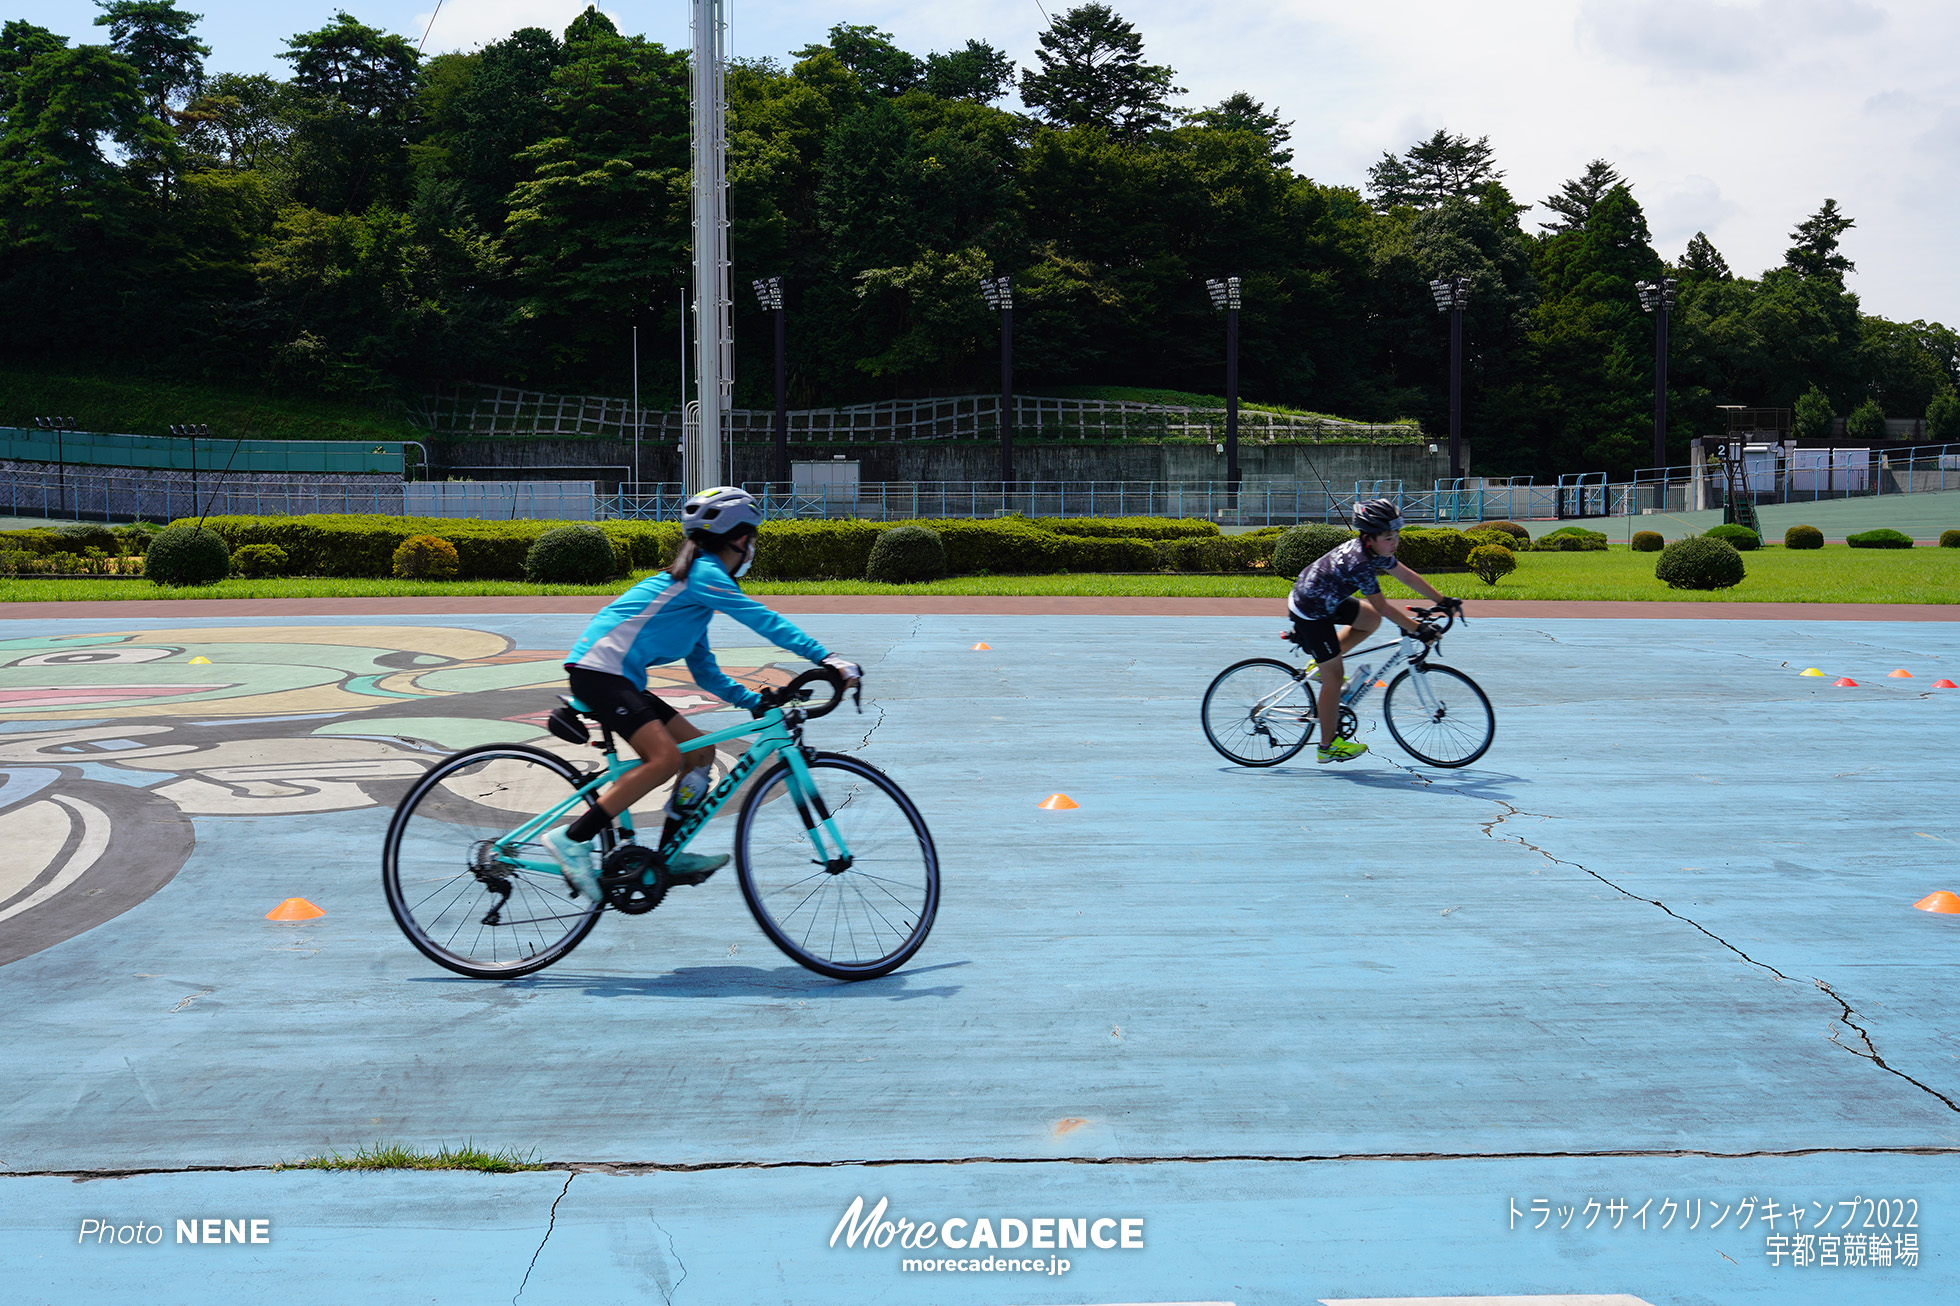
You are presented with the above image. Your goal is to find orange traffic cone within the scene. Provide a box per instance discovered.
[1889,669,1913,678]
[1913,891,1960,914]
[1037,793,1080,810]
[972,643,991,650]
[266,898,324,922]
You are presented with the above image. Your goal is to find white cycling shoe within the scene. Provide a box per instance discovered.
[543,828,602,901]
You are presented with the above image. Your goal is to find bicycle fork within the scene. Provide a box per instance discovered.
[782,748,854,874]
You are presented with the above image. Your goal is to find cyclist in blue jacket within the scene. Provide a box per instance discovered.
[544,486,860,900]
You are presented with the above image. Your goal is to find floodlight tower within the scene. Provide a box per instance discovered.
[1205,277,1242,490]
[688,0,732,491]
[979,275,1014,487]
[1636,276,1678,510]
[1428,275,1469,483]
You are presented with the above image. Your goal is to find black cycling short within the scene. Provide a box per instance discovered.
[1290,596,1361,663]
[565,665,676,738]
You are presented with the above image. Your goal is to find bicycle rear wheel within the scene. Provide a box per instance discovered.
[1382,663,1494,768]
[735,752,938,980]
[1201,657,1315,766]
[382,744,611,978]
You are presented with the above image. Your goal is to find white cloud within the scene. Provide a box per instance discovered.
[1577,0,1886,78]
[1643,174,1746,252]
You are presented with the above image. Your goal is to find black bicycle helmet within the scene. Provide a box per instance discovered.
[1352,497,1404,535]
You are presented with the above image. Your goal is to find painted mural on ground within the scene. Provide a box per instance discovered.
[0,627,792,966]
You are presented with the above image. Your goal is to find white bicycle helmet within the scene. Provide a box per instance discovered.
[1352,497,1405,535]
[680,486,763,540]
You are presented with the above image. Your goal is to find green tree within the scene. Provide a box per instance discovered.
[92,0,208,120]
[1784,198,1854,283]
[1538,158,1621,232]
[277,13,422,214]
[1,21,68,115]
[921,40,1014,103]
[1367,130,1502,208]
[798,24,919,97]
[501,31,691,376]
[1523,184,1665,473]
[1679,231,1731,283]
[1189,92,1292,167]
[1020,3,1182,137]
[1792,384,1834,440]
[1925,388,1960,441]
[415,27,565,228]
[1845,396,1885,440]
[280,11,417,116]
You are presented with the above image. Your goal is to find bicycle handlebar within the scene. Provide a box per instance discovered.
[1410,598,1466,635]
[755,665,855,719]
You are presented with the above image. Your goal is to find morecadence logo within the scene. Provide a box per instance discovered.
[831,1195,1143,1274]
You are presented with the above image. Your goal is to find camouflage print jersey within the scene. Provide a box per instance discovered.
[1287,537,1398,620]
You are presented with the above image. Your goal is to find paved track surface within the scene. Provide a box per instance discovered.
[0,609,1953,1304]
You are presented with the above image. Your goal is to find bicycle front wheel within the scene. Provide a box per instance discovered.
[1201,657,1315,766]
[382,744,611,978]
[735,752,938,980]
[1382,663,1494,768]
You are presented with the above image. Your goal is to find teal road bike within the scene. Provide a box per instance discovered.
[1201,604,1494,769]
[383,668,939,981]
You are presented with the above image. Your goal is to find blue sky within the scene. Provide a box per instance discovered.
[16,0,1960,327]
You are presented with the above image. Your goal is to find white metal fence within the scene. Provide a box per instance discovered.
[417,385,1422,445]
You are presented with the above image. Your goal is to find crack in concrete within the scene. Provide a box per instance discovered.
[650,1218,687,1305]
[843,615,911,755]
[1380,755,1960,1118]
[513,1171,573,1304]
[18,1144,1960,1183]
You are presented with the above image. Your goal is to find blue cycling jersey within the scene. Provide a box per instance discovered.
[565,552,828,710]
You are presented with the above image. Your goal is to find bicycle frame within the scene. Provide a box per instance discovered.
[489,705,847,877]
[1257,626,1450,724]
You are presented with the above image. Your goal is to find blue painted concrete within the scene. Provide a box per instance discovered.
[1,611,1956,1302]
[4,1155,1949,1305]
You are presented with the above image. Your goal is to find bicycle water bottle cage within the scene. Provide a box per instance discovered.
[547,698,590,746]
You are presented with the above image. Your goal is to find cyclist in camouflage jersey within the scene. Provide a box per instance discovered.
[1288,499,1459,763]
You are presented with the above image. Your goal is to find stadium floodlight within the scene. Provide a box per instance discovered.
[978,275,1012,312]
[1428,276,1469,481]
[1205,277,1244,491]
[751,276,782,312]
[1635,279,1678,507]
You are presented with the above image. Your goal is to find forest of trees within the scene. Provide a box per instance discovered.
[3,1,1958,476]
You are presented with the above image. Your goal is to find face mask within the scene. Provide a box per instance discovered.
[733,539,755,577]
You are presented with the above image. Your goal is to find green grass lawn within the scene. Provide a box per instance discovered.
[0,364,424,443]
[3,545,1954,603]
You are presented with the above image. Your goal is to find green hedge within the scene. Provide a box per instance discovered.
[1046,516,1218,540]
[1155,533,1278,572]
[1394,527,1473,570]
[183,514,676,580]
[1846,528,1914,549]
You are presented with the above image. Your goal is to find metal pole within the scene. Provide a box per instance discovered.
[687,0,729,491]
[1000,301,1014,488]
[1653,304,1669,511]
[631,324,641,492]
[773,298,789,487]
[1448,299,1463,483]
[1225,304,1240,491]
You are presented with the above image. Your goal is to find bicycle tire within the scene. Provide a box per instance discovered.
[1201,657,1316,766]
[734,751,938,980]
[382,743,611,978]
[1382,663,1494,768]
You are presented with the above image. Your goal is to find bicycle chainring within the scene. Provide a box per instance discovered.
[1337,705,1359,741]
[600,844,669,915]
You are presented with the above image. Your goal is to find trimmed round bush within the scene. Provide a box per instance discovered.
[1468,543,1516,586]
[1941,529,1960,548]
[1479,520,1531,543]
[393,534,460,580]
[1273,523,1355,577]
[1630,530,1664,552]
[145,524,231,587]
[524,524,617,583]
[1656,536,1745,590]
[1846,528,1914,549]
[1785,524,1825,550]
[1704,523,1760,551]
[232,543,289,578]
[864,525,947,583]
[1394,527,1473,571]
